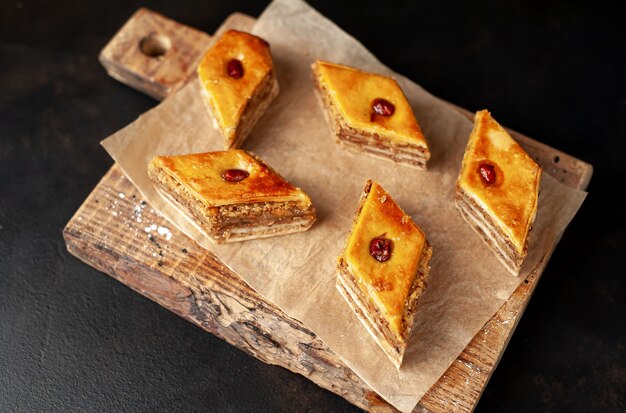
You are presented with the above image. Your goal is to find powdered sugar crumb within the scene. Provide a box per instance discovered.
[158,226,172,241]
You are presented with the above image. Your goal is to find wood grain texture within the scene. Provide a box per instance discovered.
[65,9,592,413]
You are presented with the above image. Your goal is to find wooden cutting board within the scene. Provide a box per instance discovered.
[64,9,593,413]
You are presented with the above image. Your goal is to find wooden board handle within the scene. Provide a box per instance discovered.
[99,8,255,100]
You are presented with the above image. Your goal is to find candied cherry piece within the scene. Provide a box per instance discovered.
[370,236,393,262]
[226,59,244,79]
[478,163,497,185]
[222,169,249,182]
[371,98,395,117]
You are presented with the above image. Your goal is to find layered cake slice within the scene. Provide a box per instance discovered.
[197,30,279,149]
[312,61,430,169]
[337,180,432,368]
[148,150,315,243]
[455,110,542,275]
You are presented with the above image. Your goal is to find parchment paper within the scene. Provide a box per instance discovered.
[102,0,587,411]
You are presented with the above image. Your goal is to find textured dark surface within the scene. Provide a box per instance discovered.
[0,0,624,412]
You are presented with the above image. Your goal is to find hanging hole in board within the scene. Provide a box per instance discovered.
[554,155,560,164]
[139,33,172,58]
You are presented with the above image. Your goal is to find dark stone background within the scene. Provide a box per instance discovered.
[1,0,624,412]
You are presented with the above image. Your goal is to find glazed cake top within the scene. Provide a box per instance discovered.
[150,150,311,208]
[344,180,427,341]
[313,60,429,156]
[197,30,274,144]
[458,110,542,255]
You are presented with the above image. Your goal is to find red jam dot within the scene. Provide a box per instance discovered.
[371,98,395,117]
[479,163,497,184]
[226,59,244,79]
[222,169,249,182]
[370,236,393,262]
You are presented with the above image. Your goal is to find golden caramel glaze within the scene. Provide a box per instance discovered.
[344,181,426,341]
[313,61,429,154]
[149,150,312,208]
[458,110,542,254]
[197,30,274,144]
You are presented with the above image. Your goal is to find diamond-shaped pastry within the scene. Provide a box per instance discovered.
[148,150,315,243]
[312,60,430,169]
[455,110,542,275]
[197,30,279,149]
[337,180,432,368]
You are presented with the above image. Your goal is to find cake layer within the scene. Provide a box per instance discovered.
[342,180,429,340]
[197,30,277,147]
[337,128,428,169]
[336,178,433,369]
[336,265,403,367]
[149,151,311,208]
[211,72,279,149]
[337,241,431,369]
[457,110,541,254]
[455,189,525,275]
[149,162,315,244]
[231,72,279,148]
[312,61,429,152]
[457,189,524,264]
[213,215,316,243]
[313,64,428,169]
